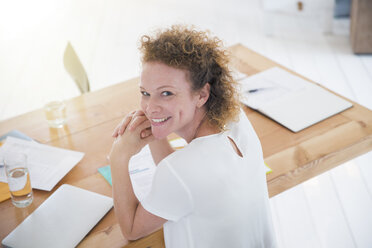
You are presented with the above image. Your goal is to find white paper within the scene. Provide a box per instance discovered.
[0,137,84,191]
[129,145,156,201]
[240,67,306,109]
[128,139,187,201]
[240,66,352,132]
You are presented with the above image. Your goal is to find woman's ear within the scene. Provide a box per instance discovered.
[197,83,210,108]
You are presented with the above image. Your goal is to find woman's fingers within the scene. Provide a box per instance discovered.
[112,110,149,138]
[118,115,133,135]
[112,116,130,137]
[112,110,139,137]
[141,133,155,144]
[137,121,154,143]
[134,110,145,116]
[140,127,152,138]
[112,128,119,138]
[128,114,149,131]
[112,111,132,137]
[135,119,151,134]
[112,122,124,137]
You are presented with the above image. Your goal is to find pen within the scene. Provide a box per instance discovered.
[247,88,268,93]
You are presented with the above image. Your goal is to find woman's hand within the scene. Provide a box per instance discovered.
[112,110,151,138]
[109,112,154,165]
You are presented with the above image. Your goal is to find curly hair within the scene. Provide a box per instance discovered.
[139,25,241,130]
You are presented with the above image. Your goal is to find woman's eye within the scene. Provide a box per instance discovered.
[161,91,173,96]
[141,91,150,96]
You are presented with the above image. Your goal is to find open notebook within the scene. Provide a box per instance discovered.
[240,67,353,132]
[2,184,113,248]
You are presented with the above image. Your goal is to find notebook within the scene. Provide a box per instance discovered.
[240,67,353,132]
[2,184,113,248]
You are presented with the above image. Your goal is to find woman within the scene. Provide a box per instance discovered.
[109,25,277,247]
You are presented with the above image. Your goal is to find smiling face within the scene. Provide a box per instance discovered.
[140,62,206,140]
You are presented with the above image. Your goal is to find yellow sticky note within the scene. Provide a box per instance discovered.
[0,141,11,202]
[265,162,272,174]
[0,183,11,203]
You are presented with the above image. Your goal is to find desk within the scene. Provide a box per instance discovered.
[1,44,372,247]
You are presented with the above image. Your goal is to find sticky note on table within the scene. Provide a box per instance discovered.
[98,166,112,186]
[0,182,11,203]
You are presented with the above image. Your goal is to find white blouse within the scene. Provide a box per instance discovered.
[141,111,277,248]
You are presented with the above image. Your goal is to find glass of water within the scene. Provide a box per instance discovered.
[4,153,33,208]
[44,100,67,128]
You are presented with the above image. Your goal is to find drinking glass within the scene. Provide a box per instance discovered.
[4,153,33,208]
[44,100,67,128]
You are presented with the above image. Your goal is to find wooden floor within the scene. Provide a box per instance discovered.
[1,0,372,247]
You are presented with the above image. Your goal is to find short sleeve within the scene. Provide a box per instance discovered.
[141,159,193,221]
[226,109,263,158]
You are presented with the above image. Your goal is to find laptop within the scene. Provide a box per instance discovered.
[2,184,113,248]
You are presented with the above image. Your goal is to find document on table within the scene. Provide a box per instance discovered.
[98,146,156,201]
[128,145,156,201]
[240,67,306,110]
[0,137,84,191]
[239,67,353,132]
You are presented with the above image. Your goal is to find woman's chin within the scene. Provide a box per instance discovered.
[152,129,170,140]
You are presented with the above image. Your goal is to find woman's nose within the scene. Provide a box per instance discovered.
[146,97,161,114]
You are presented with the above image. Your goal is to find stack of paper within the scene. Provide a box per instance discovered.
[0,137,84,191]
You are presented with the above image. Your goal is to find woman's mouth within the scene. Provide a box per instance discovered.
[151,116,171,126]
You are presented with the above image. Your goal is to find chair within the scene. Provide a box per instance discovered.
[63,42,90,94]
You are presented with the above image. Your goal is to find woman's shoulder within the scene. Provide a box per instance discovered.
[225,109,263,157]
[161,134,223,166]
[226,109,252,131]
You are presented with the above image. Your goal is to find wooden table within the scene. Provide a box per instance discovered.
[1,44,372,248]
